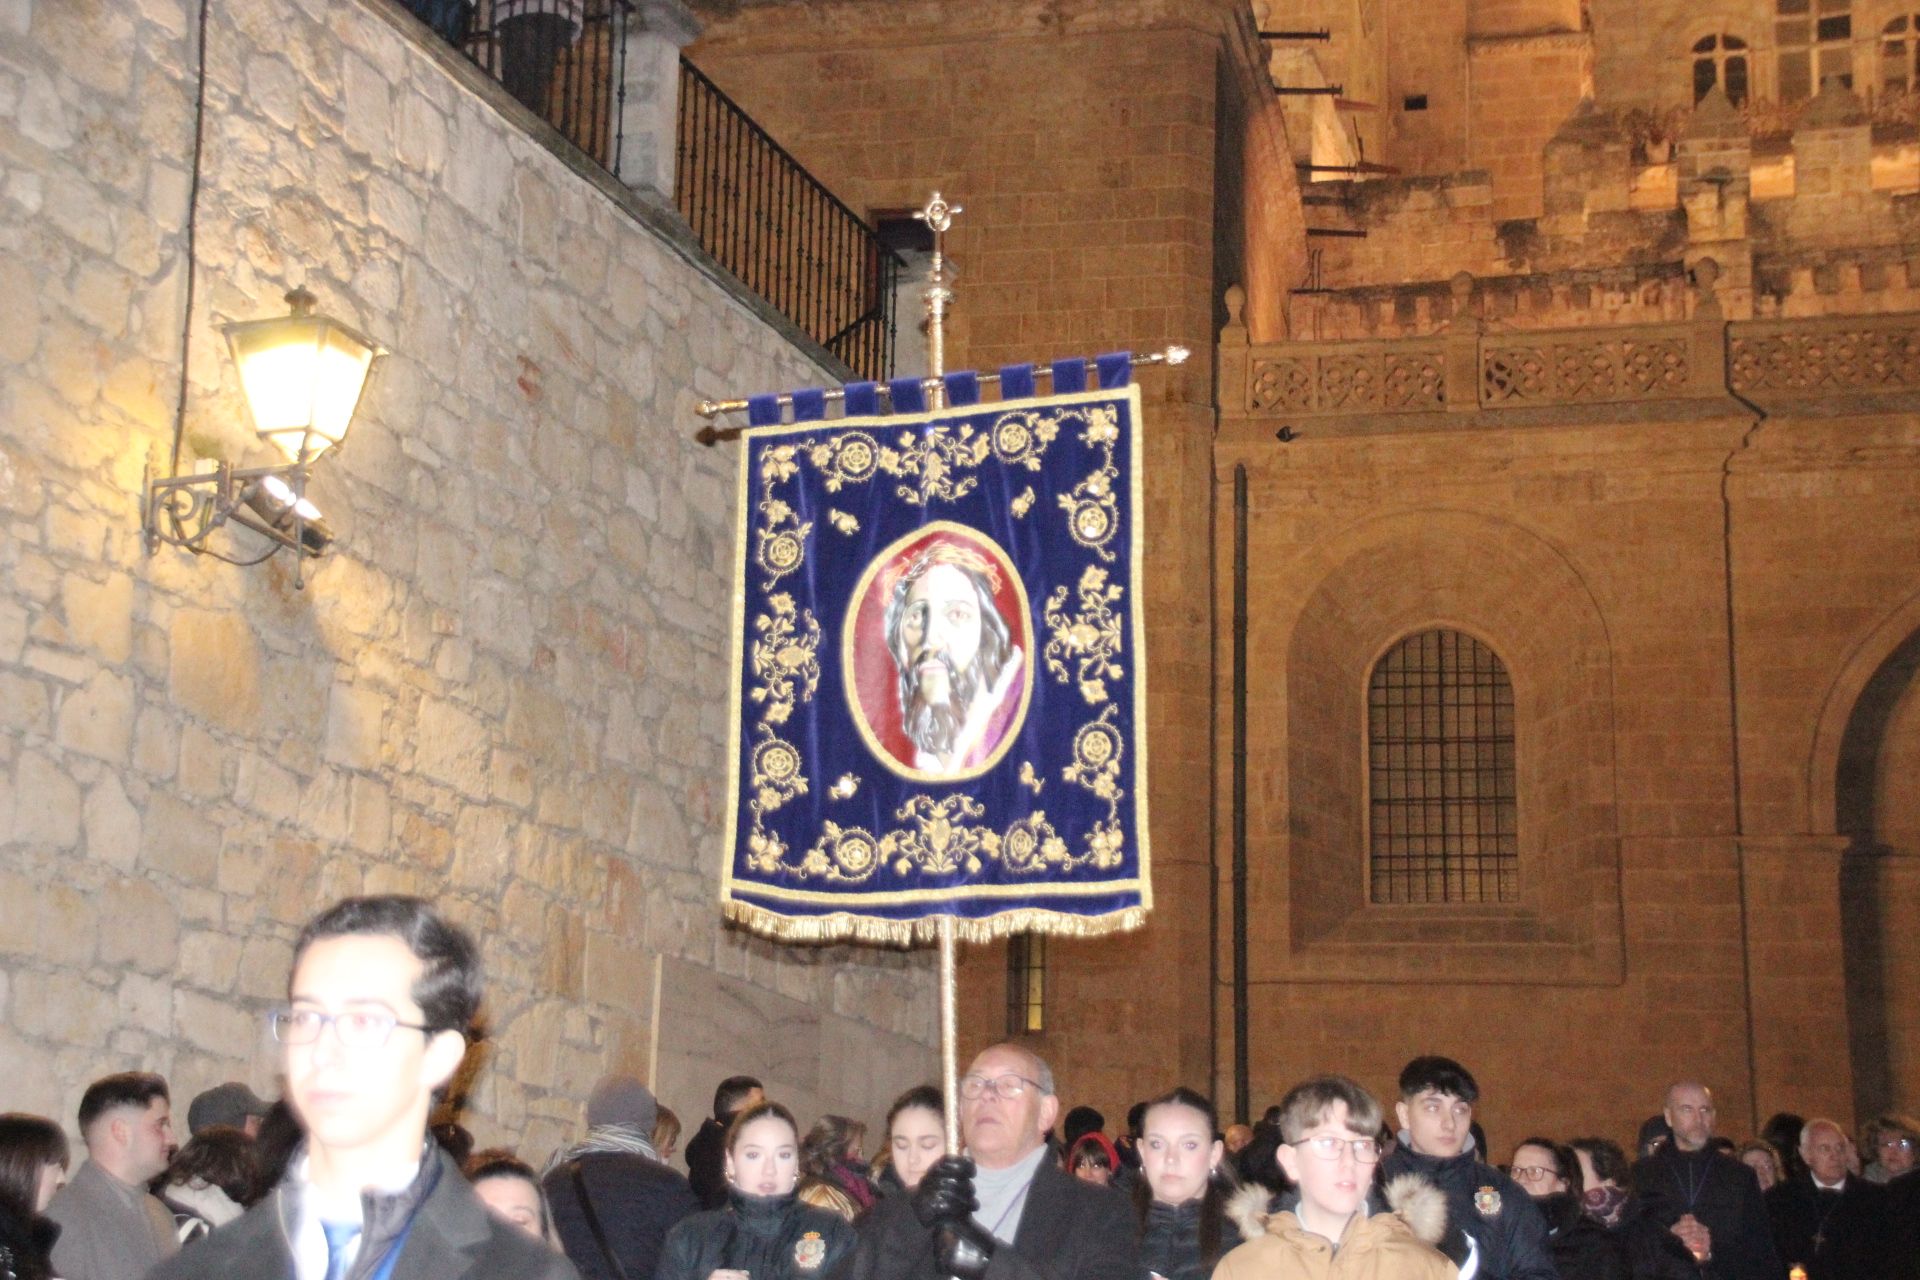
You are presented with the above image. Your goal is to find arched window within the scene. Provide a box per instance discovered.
[1882,14,1920,95]
[1693,34,1751,105]
[1777,0,1852,102]
[1367,629,1517,904]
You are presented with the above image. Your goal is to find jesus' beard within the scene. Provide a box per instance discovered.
[902,651,987,759]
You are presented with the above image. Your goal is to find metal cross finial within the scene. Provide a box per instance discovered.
[912,192,962,394]
[914,191,961,236]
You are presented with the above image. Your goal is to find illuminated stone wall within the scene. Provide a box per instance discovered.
[0,0,935,1154]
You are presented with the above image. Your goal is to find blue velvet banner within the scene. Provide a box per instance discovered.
[720,382,1152,942]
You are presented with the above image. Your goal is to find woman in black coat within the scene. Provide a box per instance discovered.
[656,1100,855,1280]
[1511,1138,1629,1280]
[0,1114,69,1280]
[1132,1088,1244,1280]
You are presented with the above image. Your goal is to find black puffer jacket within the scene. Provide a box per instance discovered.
[1137,1192,1247,1280]
[655,1190,854,1280]
[1379,1141,1557,1280]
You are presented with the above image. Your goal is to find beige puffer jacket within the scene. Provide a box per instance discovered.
[1211,1175,1459,1280]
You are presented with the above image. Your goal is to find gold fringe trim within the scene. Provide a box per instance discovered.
[721,899,1149,948]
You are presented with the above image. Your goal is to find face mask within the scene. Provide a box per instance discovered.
[1583,1183,1628,1227]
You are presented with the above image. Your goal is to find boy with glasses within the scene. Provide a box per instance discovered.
[1379,1055,1554,1280]
[1215,1075,1453,1280]
[148,895,576,1280]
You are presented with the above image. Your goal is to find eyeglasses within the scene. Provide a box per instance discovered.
[1292,1136,1382,1164]
[1879,1137,1915,1151]
[269,1007,435,1048]
[959,1074,1042,1101]
[1511,1165,1562,1184]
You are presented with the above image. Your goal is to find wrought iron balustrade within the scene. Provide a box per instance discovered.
[675,58,899,381]
[402,0,631,173]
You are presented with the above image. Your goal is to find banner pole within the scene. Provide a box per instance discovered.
[918,190,965,1156]
[939,915,961,1154]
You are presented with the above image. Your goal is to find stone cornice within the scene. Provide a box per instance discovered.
[1467,29,1591,55]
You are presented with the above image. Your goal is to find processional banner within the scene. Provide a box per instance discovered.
[720,363,1151,943]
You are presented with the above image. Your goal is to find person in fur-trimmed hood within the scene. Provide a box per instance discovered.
[1214,1076,1456,1280]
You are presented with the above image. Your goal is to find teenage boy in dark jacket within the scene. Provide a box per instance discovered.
[1378,1055,1557,1280]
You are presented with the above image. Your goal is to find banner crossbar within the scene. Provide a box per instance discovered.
[693,345,1188,443]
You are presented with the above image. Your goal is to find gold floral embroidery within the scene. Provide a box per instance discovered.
[1056,405,1122,562]
[1042,565,1125,705]
[749,593,820,726]
[827,510,859,534]
[1062,706,1127,871]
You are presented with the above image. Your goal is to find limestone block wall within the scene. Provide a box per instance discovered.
[1212,418,1764,1140]
[0,0,935,1152]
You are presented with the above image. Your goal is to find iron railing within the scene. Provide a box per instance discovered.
[675,58,899,380]
[400,0,630,174]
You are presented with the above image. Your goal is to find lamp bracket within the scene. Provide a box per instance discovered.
[142,459,332,587]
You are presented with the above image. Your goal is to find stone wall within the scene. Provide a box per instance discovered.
[0,0,936,1154]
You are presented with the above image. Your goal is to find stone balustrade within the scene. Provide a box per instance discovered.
[1221,302,1920,426]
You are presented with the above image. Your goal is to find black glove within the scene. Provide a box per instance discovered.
[937,1219,997,1280]
[912,1155,979,1229]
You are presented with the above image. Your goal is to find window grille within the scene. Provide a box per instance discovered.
[1777,0,1852,101]
[1367,629,1517,905]
[1882,15,1920,94]
[1692,34,1751,105]
[1006,933,1046,1035]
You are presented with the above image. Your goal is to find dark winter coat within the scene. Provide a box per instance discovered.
[684,1119,730,1212]
[1536,1193,1630,1280]
[543,1151,700,1280]
[1764,1175,1892,1280]
[828,1156,1139,1280]
[1380,1142,1558,1280]
[0,1199,58,1280]
[1597,1191,1698,1280]
[654,1190,853,1280]
[1631,1145,1781,1280]
[144,1147,577,1280]
[1136,1190,1246,1280]
[1885,1170,1920,1280]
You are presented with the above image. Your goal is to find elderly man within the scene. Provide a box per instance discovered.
[1631,1082,1781,1280]
[1765,1118,1891,1280]
[46,1072,179,1280]
[832,1042,1137,1280]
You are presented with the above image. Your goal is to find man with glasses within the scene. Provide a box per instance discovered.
[832,1042,1137,1279]
[1631,1082,1779,1280]
[1214,1075,1453,1279]
[148,895,576,1280]
[1379,1055,1555,1280]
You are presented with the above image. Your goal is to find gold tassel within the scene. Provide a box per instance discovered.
[721,900,1148,947]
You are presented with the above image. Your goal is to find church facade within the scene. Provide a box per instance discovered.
[691,0,1920,1140]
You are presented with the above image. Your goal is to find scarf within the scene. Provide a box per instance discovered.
[550,1124,663,1169]
[1583,1183,1629,1229]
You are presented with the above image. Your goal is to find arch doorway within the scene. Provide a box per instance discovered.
[1837,627,1920,1119]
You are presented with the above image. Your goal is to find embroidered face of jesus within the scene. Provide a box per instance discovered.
[882,544,1016,775]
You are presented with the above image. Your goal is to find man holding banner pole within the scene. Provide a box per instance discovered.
[829,1042,1139,1280]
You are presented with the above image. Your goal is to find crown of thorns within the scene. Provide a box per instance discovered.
[884,539,1003,596]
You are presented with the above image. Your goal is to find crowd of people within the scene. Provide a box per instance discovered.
[0,894,1916,1280]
